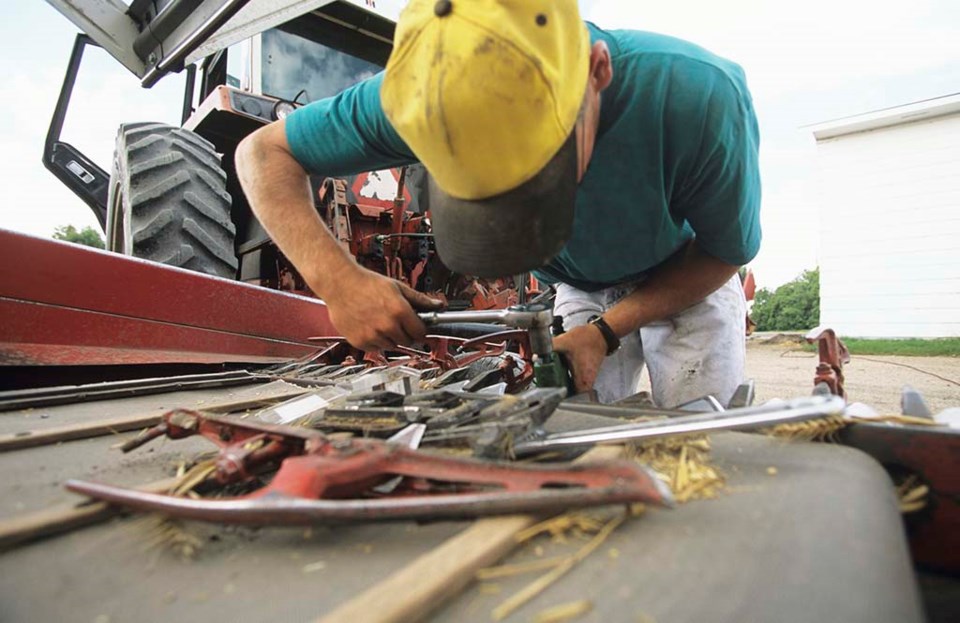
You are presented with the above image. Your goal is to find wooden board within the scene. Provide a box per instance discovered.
[0,477,178,550]
[318,445,626,623]
[0,380,307,452]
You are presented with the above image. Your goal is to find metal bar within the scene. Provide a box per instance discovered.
[181,63,197,124]
[63,481,661,524]
[142,0,251,87]
[42,34,111,227]
[420,310,511,325]
[514,395,847,455]
[44,34,90,160]
[0,371,262,411]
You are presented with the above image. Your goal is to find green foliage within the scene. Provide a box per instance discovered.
[804,338,960,357]
[752,268,820,331]
[53,225,105,249]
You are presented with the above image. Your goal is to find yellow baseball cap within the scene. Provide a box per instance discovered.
[382,0,590,277]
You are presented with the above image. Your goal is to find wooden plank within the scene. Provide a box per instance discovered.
[0,381,308,452]
[318,445,626,623]
[0,414,166,452]
[0,477,178,551]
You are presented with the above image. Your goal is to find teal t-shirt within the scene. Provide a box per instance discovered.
[285,23,761,291]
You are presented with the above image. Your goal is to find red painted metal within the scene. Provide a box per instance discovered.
[805,327,851,400]
[69,410,669,524]
[840,422,960,573]
[0,229,336,366]
[742,269,756,301]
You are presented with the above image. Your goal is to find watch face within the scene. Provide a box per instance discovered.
[273,101,297,120]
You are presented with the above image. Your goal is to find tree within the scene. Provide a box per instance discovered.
[751,268,820,331]
[53,225,105,249]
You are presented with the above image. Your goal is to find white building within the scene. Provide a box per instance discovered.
[809,93,960,338]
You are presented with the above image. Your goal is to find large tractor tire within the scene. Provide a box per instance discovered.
[106,122,238,278]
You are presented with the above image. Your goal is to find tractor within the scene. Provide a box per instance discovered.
[43,0,524,309]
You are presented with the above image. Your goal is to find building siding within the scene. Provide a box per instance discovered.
[815,112,960,338]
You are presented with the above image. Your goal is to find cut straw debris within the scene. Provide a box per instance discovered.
[630,435,724,503]
[514,513,605,544]
[136,516,204,559]
[491,513,625,622]
[171,460,217,497]
[765,412,944,443]
[856,414,941,427]
[762,415,846,441]
[476,555,570,580]
[533,600,593,623]
[896,475,930,514]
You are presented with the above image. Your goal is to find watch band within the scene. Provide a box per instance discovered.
[588,315,620,356]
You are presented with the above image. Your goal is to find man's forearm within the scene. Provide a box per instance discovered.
[603,241,740,337]
[235,121,357,300]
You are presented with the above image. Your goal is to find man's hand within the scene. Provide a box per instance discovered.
[322,265,443,351]
[235,122,441,352]
[553,324,608,394]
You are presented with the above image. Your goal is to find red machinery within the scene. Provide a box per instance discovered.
[0,228,333,367]
[319,171,533,310]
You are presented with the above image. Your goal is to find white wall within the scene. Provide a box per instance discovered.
[815,112,960,338]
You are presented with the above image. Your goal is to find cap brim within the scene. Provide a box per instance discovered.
[427,131,578,278]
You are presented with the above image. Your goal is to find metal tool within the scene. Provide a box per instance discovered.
[513,395,847,456]
[423,387,566,458]
[68,409,671,524]
[419,303,572,391]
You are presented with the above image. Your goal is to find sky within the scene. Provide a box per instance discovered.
[2,0,959,289]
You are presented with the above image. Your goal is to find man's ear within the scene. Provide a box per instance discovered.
[588,41,613,91]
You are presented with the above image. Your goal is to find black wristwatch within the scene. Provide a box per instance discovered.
[588,315,620,356]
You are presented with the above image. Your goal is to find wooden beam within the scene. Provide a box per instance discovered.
[0,382,307,452]
[0,414,165,452]
[317,445,626,623]
[0,477,178,551]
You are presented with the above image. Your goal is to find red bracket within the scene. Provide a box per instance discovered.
[805,327,851,400]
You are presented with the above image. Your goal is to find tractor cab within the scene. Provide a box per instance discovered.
[43,1,507,302]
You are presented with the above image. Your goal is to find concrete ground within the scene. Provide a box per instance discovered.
[0,346,955,622]
[631,333,959,414]
[744,336,959,414]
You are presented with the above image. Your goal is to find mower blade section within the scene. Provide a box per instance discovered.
[386,423,426,449]
[65,470,669,525]
[515,395,846,456]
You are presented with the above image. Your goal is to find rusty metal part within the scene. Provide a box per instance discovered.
[118,410,316,490]
[513,395,847,457]
[67,409,670,524]
[0,229,335,366]
[805,327,850,399]
[303,333,534,393]
[839,421,960,573]
[318,176,531,308]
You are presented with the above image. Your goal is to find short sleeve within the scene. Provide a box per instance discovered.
[284,72,418,176]
[673,71,761,266]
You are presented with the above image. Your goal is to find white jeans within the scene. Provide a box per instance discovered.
[554,275,747,407]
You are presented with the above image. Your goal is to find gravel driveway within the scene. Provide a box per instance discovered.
[745,338,959,414]
[633,334,959,414]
